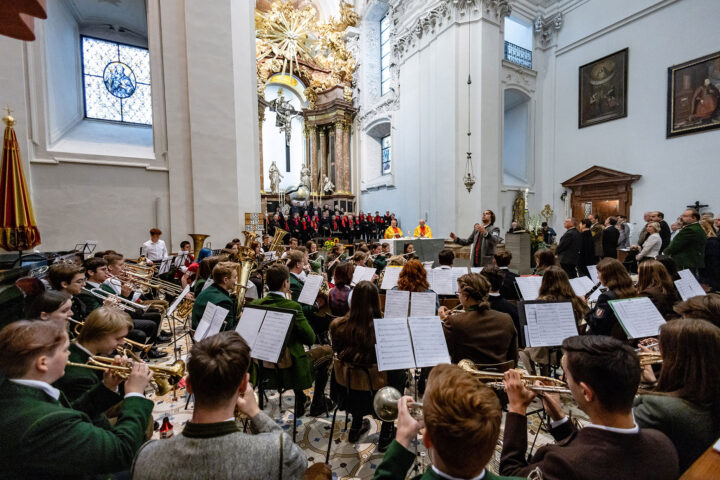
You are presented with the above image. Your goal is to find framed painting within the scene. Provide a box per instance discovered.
[578,48,629,128]
[667,50,720,138]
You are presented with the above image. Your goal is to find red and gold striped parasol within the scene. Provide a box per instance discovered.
[1,108,41,253]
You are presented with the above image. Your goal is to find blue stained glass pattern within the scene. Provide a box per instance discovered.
[81,36,152,125]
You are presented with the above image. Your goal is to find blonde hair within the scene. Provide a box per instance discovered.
[700,219,716,238]
[77,307,133,344]
[212,262,238,284]
[647,222,661,233]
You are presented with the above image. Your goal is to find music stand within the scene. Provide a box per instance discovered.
[74,241,97,259]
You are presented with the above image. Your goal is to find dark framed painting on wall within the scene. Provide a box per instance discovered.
[578,48,629,128]
[667,50,720,138]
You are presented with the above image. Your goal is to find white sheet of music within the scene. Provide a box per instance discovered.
[380,266,403,290]
[515,276,543,300]
[410,291,437,316]
[569,276,601,302]
[158,256,174,275]
[297,274,323,305]
[166,285,191,316]
[374,317,416,371]
[252,310,294,363]
[352,266,376,286]
[235,307,266,350]
[523,302,578,347]
[173,252,190,267]
[470,267,484,274]
[674,276,706,301]
[384,289,410,318]
[408,317,450,367]
[193,302,228,342]
[609,297,666,339]
[429,268,454,295]
[451,267,469,293]
[587,265,599,284]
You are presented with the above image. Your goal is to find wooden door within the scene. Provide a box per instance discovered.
[572,199,621,221]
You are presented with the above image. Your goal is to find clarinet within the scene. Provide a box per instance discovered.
[584,282,602,300]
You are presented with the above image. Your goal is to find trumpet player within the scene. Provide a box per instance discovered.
[53,307,135,428]
[375,364,520,480]
[499,335,679,480]
[0,320,153,479]
[191,262,238,331]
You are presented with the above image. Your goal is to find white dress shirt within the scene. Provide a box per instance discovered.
[141,239,168,261]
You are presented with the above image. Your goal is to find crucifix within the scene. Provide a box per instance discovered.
[269,89,300,172]
[686,200,708,212]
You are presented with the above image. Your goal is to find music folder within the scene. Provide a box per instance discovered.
[608,297,666,339]
[374,316,450,371]
[674,269,706,301]
[194,302,230,342]
[235,305,295,363]
[518,300,578,348]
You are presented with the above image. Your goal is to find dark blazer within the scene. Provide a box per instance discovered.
[579,230,596,267]
[500,412,679,480]
[455,225,501,266]
[699,236,720,291]
[0,380,152,479]
[585,290,626,340]
[602,225,620,258]
[659,220,671,252]
[663,222,707,269]
[556,228,581,265]
[499,269,519,301]
[442,304,518,366]
[488,294,520,336]
[374,439,524,480]
[634,394,718,471]
[191,283,237,331]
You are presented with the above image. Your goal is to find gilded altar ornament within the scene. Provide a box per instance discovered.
[541,204,554,222]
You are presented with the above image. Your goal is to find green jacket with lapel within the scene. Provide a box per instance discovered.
[75,283,102,314]
[53,342,122,428]
[374,440,525,480]
[289,273,317,319]
[0,379,153,479]
[663,222,707,269]
[250,293,316,391]
[191,282,237,331]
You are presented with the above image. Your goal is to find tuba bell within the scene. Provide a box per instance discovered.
[189,233,210,259]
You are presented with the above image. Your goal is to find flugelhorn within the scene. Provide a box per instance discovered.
[373,386,424,422]
[81,287,149,312]
[458,359,571,395]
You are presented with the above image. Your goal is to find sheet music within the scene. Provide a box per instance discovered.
[158,256,174,275]
[408,317,450,367]
[374,317,416,371]
[587,265,599,284]
[515,276,543,300]
[297,274,323,305]
[193,302,229,341]
[166,285,191,316]
[569,276,601,302]
[677,269,694,281]
[384,289,410,318]
[235,307,266,349]
[523,302,578,347]
[380,266,402,290]
[674,276,707,301]
[609,297,666,339]
[470,267,484,274]
[351,266,376,286]
[451,267,469,293]
[429,268,454,295]
[410,291,437,316]
[252,310,294,363]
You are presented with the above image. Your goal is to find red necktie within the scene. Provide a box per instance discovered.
[474,233,482,266]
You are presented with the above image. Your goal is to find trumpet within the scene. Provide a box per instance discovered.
[81,287,149,312]
[69,319,153,354]
[637,351,663,366]
[458,359,572,395]
[373,386,424,422]
[125,272,184,296]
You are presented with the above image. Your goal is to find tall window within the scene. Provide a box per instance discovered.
[381,135,391,174]
[380,13,391,96]
[81,36,152,125]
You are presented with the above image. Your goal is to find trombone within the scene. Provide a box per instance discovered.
[81,287,149,312]
[124,272,184,296]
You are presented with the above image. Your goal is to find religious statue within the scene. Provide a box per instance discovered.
[300,164,311,188]
[322,176,335,195]
[268,161,283,194]
[269,89,300,145]
[512,190,526,229]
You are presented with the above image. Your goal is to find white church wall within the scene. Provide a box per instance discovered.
[548,0,720,235]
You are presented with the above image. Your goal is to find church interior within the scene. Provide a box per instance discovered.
[0,0,719,479]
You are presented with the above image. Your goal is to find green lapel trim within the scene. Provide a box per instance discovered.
[182,420,240,439]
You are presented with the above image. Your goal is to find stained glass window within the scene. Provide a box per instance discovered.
[381,135,391,175]
[81,36,152,125]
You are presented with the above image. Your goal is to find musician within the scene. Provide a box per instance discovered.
[0,320,154,479]
[384,218,404,239]
[261,234,272,253]
[48,262,89,322]
[251,265,333,418]
[450,210,501,267]
[176,240,194,278]
[438,273,518,366]
[500,335,679,479]
[24,290,73,329]
[53,307,132,427]
[289,212,302,240]
[75,257,112,313]
[585,258,636,339]
[555,218,582,278]
[673,293,720,327]
[374,364,522,480]
[371,243,386,273]
[395,260,438,312]
[141,228,168,264]
[329,262,354,317]
[191,262,238,331]
[493,251,519,300]
[326,243,346,280]
[402,243,417,260]
[636,259,680,319]
[194,255,222,296]
[330,281,406,453]
[287,251,327,338]
[533,248,557,276]
[412,219,432,238]
[480,266,520,335]
[374,211,384,232]
[434,249,454,269]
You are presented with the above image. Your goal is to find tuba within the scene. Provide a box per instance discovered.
[269,227,289,259]
[189,233,210,259]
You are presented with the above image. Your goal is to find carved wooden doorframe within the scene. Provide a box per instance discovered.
[561,166,641,220]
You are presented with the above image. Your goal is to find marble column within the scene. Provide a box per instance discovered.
[335,121,344,193]
[319,127,327,192]
[258,104,265,193]
[309,125,318,194]
[343,121,351,194]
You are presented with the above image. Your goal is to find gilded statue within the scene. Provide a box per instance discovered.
[512,190,526,228]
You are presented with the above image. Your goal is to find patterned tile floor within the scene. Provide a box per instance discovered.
[148,323,588,479]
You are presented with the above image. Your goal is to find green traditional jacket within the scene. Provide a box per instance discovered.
[193,278,207,297]
[374,254,388,273]
[374,440,525,480]
[250,293,316,391]
[289,273,317,319]
[0,379,153,479]
[191,282,237,331]
[663,222,707,269]
[75,282,102,313]
[53,342,121,429]
[309,255,325,273]
[100,281,134,301]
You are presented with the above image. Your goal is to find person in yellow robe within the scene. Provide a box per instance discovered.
[384,218,404,239]
[412,219,433,238]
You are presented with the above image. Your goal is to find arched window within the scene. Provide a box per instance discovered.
[503,88,532,186]
[81,36,152,125]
